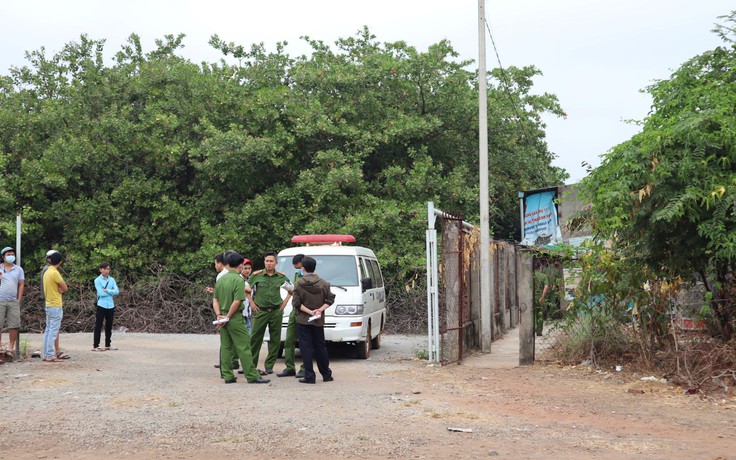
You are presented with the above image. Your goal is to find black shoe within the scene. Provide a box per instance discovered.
[258,369,267,376]
[277,369,296,377]
[224,379,237,384]
[214,364,221,369]
[238,369,244,374]
[249,377,270,384]
[299,378,316,384]
[323,376,334,382]
[295,370,306,379]
[265,368,273,374]
[232,362,240,370]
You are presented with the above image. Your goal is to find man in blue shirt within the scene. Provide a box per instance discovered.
[0,247,24,356]
[92,262,120,351]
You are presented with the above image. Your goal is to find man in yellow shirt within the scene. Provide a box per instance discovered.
[42,252,68,362]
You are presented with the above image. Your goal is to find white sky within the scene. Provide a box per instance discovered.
[1,1,733,183]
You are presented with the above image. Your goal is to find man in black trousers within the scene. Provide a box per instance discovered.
[291,256,335,384]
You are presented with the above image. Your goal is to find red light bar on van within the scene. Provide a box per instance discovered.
[291,234,356,245]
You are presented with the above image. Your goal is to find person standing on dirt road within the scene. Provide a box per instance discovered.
[247,251,291,375]
[229,256,255,376]
[40,250,70,360]
[42,251,68,362]
[209,252,240,375]
[213,251,268,384]
[204,253,226,296]
[0,247,24,356]
[92,262,120,351]
[277,253,306,378]
[240,258,254,334]
[292,256,335,384]
[534,260,562,337]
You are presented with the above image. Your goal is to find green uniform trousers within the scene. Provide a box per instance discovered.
[284,308,305,373]
[219,315,260,382]
[250,308,283,371]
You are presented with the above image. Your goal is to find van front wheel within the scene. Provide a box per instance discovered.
[356,324,371,359]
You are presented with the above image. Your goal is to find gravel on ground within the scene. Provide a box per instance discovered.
[1,331,734,459]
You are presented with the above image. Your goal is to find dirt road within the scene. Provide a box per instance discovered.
[0,332,734,459]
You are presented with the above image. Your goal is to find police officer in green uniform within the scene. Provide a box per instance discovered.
[534,260,562,336]
[277,254,306,378]
[213,251,269,384]
[247,251,291,375]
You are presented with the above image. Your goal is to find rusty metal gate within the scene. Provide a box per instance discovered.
[440,214,471,364]
[427,202,523,365]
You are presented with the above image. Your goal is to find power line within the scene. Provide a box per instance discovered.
[482,12,536,147]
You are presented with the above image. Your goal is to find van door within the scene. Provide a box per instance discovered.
[368,258,386,306]
[360,257,384,338]
[359,257,374,336]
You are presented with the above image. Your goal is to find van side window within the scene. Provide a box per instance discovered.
[369,259,384,288]
[358,257,369,283]
[364,258,377,288]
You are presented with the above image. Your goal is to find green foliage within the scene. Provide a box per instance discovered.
[545,239,673,366]
[554,312,637,366]
[414,348,429,361]
[0,29,566,289]
[580,11,736,339]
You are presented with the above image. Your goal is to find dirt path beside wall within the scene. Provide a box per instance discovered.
[1,332,734,459]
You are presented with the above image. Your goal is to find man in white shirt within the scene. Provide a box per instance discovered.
[0,247,24,356]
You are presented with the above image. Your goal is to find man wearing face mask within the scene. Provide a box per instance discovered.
[0,247,24,357]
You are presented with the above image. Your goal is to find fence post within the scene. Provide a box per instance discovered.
[426,202,440,364]
[518,251,535,365]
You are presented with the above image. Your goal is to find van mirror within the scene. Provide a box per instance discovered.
[361,277,372,292]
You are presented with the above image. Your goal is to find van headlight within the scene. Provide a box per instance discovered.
[335,305,364,315]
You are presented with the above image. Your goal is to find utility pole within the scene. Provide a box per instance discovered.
[478,0,492,352]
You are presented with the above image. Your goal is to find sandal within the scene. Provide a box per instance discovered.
[91,348,106,352]
[43,358,64,362]
[103,346,119,351]
[56,352,71,359]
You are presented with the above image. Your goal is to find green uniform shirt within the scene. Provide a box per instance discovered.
[248,270,289,308]
[214,269,246,314]
[534,266,560,309]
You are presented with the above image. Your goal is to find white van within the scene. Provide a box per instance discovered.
[272,235,387,359]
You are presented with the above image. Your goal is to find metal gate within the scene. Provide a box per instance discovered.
[426,202,524,365]
[440,215,468,364]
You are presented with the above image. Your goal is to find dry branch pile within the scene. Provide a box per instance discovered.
[20,273,214,335]
[19,272,423,336]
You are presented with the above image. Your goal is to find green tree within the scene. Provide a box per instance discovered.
[0,28,566,298]
[581,11,736,339]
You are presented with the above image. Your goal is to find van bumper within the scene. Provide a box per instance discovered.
[324,320,364,342]
[276,317,365,343]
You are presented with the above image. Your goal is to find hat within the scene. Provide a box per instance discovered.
[243,258,253,266]
[46,249,59,258]
[1,247,14,256]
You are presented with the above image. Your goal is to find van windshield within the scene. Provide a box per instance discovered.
[276,255,359,286]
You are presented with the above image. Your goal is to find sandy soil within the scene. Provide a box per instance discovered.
[0,332,734,459]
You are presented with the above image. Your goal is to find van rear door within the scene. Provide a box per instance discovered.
[359,257,383,335]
